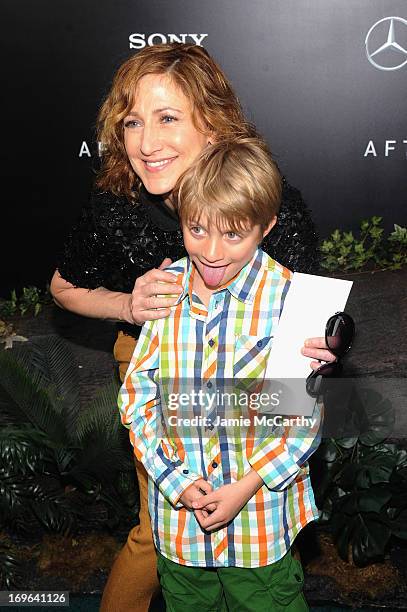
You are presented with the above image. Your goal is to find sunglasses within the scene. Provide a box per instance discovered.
[306,311,355,398]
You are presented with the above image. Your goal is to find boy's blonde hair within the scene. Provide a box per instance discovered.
[176,137,282,233]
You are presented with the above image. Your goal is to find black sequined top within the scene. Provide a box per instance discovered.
[57,178,319,337]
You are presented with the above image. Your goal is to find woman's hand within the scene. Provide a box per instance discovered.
[301,337,336,370]
[128,258,183,325]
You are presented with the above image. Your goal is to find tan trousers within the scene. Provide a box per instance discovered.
[100,332,160,612]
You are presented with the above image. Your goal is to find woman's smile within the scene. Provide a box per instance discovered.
[143,157,178,172]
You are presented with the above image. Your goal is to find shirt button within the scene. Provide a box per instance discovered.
[183,469,189,474]
[208,339,215,347]
[257,340,263,347]
[212,462,218,468]
[206,381,212,388]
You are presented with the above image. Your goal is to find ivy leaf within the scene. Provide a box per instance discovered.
[369,227,384,240]
[321,241,333,253]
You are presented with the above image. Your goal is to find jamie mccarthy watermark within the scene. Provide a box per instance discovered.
[167,413,318,429]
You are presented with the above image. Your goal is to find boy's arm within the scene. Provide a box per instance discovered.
[192,408,323,531]
[248,400,323,491]
[118,319,202,508]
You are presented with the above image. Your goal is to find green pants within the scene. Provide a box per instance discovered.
[157,550,308,612]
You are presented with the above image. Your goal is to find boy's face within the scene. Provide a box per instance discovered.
[182,214,276,289]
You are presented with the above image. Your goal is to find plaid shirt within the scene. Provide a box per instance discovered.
[119,249,321,568]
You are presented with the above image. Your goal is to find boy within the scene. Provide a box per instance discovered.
[119,138,321,611]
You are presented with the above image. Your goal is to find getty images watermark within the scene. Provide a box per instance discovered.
[154,380,323,439]
[156,376,406,439]
[165,389,318,429]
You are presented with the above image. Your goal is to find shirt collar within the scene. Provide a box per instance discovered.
[174,248,270,307]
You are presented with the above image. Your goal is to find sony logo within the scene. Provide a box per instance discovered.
[364,139,407,157]
[129,33,208,49]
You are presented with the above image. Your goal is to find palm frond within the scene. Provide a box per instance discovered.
[28,475,80,534]
[0,474,27,518]
[0,537,24,589]
[0,386,23,426]
[10,335,81,439]
[75,381,134,475]
[0,426,51,477]
[0,352,67,445]
[75,380,121,443]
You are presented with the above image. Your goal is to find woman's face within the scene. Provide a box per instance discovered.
[123,73,211,198]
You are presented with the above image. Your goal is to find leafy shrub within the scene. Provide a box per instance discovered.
[0,336,138,539]
[0,286,52,318]
[311,386,407,566]
[320,217,407,272]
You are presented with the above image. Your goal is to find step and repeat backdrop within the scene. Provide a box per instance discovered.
[2,0,406,294]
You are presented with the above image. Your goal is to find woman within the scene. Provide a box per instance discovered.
[51,43,335,612]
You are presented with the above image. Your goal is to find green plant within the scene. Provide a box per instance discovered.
[311,386,407,566]
[388,224,407,269]
[0,286,52,318]
[0,290,18,318]
[0,535,23,589]
[0,335,138,539]
[320,217,407,272]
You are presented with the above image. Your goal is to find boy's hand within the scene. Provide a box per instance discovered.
[192,470,263,531]
[179,478,212,512]
[301,336,336,370]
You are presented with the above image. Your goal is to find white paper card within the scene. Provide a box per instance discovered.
[265,273,353,416]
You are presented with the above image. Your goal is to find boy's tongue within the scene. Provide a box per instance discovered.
[201,263,228,287]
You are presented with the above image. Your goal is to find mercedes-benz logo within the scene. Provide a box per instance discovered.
[365,16,407,71]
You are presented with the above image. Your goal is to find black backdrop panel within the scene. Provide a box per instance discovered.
[2,0,406,295]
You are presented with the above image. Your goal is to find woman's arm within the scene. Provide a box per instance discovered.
[52,192,184,323]
[50,270,134,322]
[50,261,183,324]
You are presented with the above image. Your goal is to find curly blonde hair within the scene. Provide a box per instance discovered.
[95,43,256,200]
